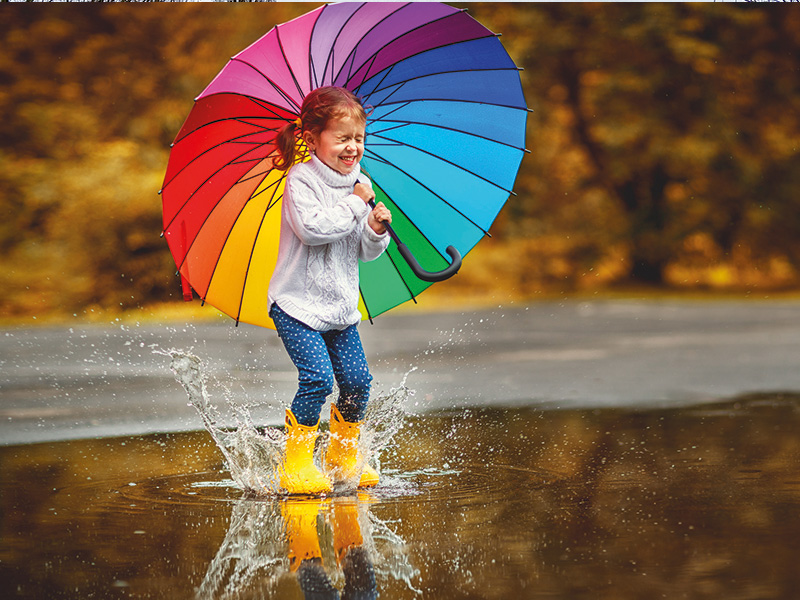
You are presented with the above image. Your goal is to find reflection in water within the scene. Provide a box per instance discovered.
[2,397,800,598]
[197,495,417,599]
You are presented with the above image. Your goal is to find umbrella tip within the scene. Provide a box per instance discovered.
[158,189,162,195]
[160,231,165,238]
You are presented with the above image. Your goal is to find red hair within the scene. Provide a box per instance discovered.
[274,87,367,171]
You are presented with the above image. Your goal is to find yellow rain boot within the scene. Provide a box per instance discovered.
[332,498,377,596]
[281,498,324,572]
[331,500,364,564]
[325,404,379,488]
[280,409,332,495]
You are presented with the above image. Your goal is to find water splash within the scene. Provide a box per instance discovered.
[161,349,414,496]
[163,349,284,494]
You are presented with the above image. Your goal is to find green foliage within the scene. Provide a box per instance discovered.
[1,3,799,319]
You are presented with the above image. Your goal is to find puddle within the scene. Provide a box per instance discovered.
[2,397,800,598]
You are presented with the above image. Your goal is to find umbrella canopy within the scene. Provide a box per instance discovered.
[161,2,528,328]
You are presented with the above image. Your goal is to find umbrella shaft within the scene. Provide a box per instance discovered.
[367,200,401,246]
[368,201,462,283]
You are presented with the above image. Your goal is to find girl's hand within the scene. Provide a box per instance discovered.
[368,202,391,235]
[353,183,375,204]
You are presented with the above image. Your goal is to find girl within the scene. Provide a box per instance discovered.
[269,87,392,494]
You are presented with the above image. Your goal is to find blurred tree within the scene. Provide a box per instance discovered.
[471,3,800,286]
[0,4,304,317]
[1,4,799,319]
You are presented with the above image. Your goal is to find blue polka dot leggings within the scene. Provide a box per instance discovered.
[270,303,372,427]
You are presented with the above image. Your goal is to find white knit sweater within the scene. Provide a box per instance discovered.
[267,155,390,331]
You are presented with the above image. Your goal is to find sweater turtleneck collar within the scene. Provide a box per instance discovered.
[308,154,361,189]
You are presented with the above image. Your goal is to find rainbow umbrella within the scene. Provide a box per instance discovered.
[161,2,528,328]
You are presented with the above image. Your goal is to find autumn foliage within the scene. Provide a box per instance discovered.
[1,4,799,319]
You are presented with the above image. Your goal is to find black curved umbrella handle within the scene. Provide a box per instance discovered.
[369,200,462,282]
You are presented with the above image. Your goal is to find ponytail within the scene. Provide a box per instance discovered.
[273,119,302,171]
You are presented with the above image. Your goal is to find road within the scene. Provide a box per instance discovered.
[2,299,800,445]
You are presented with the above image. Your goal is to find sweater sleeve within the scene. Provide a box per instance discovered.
[284,174,369,247]
[353,173,390,262]
[360,222,390,262]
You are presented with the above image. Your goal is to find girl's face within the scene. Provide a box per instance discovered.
[305,115,365,175]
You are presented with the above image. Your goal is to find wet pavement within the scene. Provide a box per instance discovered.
[3,299,800,444]
[2,299,800,598]
[2,400,800,599]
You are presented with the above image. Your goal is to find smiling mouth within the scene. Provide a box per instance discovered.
[340,156,357,166]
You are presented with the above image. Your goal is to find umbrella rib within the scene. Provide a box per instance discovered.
[171,165,270,280]
[370,116,527,153]
[238,146,308,209]
[334,6,476,90]
[231,174,285,325]
[229,56,302,113]
[177,116,281,144]
[359,243,419,326]
[337,3,409,88]
[164,96,300,234]
[366,180,447,301]
[358,287,375,325]
[246,95,302,121]
[364,99,411,124]
[178,156,285,282]
[163,148,266,240]
[364,78,408,111]
[249,170,284,210]
[354,61,395,100]
[174,95,292,144]
[383,244,420,303]
[368,130,519,196]
[363,67,525,111]
[351,44,384,97]
[351,35,516,97]
[320,2,369,86]
[177,143,294,276]
[274,24,307,104]
[359,180,422,309]
[363,148,491,240]
[377,95,528,115]
[164,123,278,191]
[308,4,332,89]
